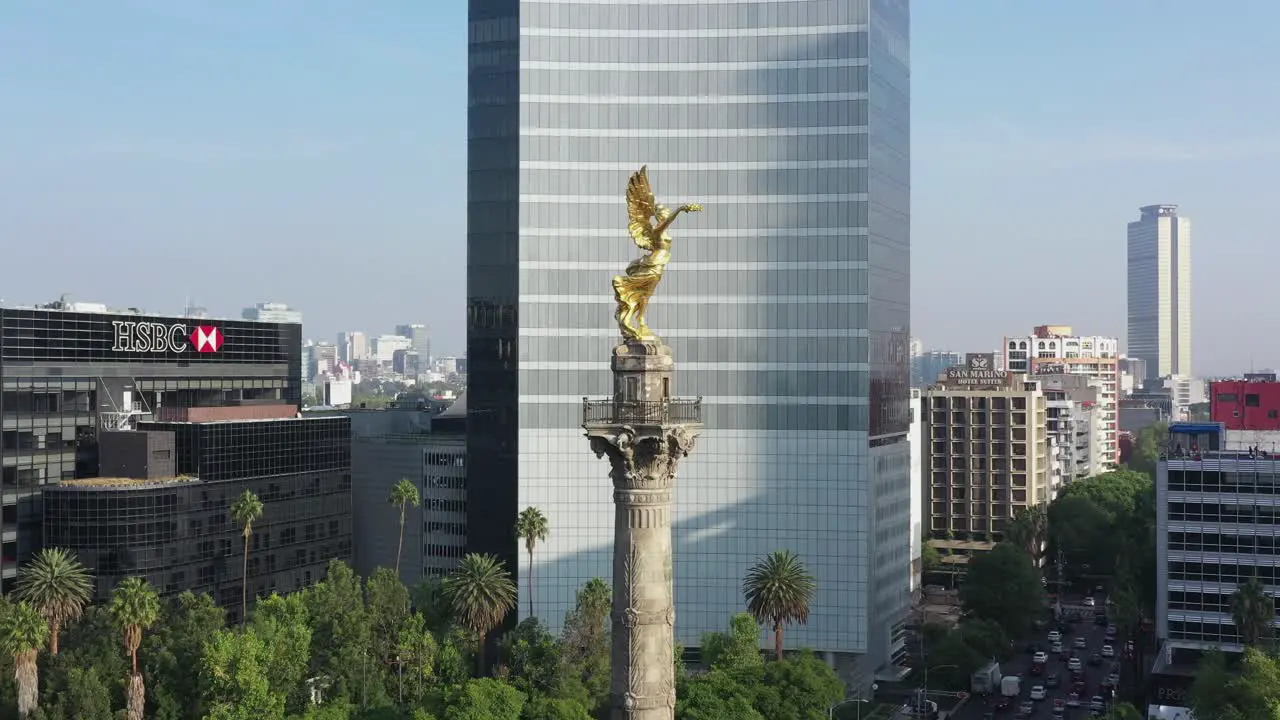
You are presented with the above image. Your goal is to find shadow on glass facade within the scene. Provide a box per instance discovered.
[467,0,909,682]
[44,417,351,620]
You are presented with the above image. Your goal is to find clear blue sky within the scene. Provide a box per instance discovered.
[3,1,1279,373]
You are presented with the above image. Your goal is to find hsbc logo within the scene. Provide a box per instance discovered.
[112,321,224,353]
[191,325,223,353]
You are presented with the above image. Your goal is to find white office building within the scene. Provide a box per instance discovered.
[1128,205,1192,380]
[1003,327,1119,468]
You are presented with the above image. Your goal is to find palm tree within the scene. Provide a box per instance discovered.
[389,478,421,575]
[109,576,161,720]
[1230,576,1276,647]
[442,553,517,673]
[514,506,550,618]
[742,550,817,660]
[0,599,50,719]
[231,489,264,626]
[14,547,94,655]
[1005,505,1047,559]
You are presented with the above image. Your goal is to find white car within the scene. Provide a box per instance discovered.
[1048,630,1062,643]
[1101,645,1115,658]
[1030,685,1047,701]
[1033,651,1049,665]
[1083,596,1096,607]
[1051,641,1063,654]
[1067,657,1083,672]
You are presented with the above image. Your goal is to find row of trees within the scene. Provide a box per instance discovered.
[0,486,839,720]
[916,467,1159,690]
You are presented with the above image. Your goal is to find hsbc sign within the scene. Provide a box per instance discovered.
[111,321,224,353]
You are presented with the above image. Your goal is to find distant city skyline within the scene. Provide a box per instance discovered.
[5,1,1280,372]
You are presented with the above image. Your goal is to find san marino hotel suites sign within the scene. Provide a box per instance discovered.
[944,353,1010,387]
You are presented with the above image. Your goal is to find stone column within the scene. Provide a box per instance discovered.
[583,341,702,720]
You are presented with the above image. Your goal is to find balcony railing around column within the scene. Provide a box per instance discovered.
[581,397,703,425]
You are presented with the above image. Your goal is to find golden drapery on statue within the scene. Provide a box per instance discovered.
[613,166,702,342]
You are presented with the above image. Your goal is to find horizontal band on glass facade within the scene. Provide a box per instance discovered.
[519,269,869,296]
[520,25,868,39]
[520,34,869,63]
[519,400,870,433]
[519,335,869,363]
[520,100,869,131]
[520,66,868,95]
[517,0,868,21]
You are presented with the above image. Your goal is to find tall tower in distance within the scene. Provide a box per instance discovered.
[1127,205,1192,380]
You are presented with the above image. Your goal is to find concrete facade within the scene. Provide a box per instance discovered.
[922,367,1051,566]
[584,342,701,720]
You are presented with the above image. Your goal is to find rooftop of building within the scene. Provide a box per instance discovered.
[142,414,349,426]
[1,294,290,325]
[52,475,202,491]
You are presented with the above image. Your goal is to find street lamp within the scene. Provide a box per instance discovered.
[828,683,878,720]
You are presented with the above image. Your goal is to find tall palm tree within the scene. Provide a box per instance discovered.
[389,478,421,575]
[231,489,264,626]
[0,599,50,719]
[442,553,517,674]
[742,550,817,660]
[1005,505,1047,559]
[514,506,550,618]
[1230,576,1276,647]
[109,577,161,720]
[14,547,94,655]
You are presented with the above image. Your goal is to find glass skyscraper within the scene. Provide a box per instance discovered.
[466,0,910,686]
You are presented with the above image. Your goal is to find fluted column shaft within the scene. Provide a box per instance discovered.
[584,341,700,720]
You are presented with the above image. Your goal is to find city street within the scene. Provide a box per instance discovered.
[950,603,1125,719]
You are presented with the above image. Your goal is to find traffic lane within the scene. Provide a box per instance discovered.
[951,618,1121,719]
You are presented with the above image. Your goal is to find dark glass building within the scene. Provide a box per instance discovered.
[44,416,351,616]
[467,0,911,688]
[0,301,308,596]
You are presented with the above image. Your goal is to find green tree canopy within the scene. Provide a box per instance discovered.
[1191,648,1280,719]
[700,613,764,672]
[959,543,1043,639]
[200,628,286,720]
[446,677,526,720]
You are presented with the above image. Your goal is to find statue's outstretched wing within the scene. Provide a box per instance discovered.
[626,166,657,250]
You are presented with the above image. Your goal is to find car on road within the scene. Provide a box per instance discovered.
[1051,641,1063,654]
[1030,685,1047,701]
[1067,657,1082,672]
[1052,699,1066,717]
[1095,613,1108,626]
[1048,630,1062,643]
[1101,644,1115,658]
[1033,651,1049,665]
[1089,652,1103,665]
[1074,636,1088,649]
[1090,695,1105,712]
[1083,596,1096,607]
[1046,672,1060,688]
[994,697,1012,711]
[1066,692,1081,707]
[1017,701,1034,718]
[1107,671,1121,686]
[1106,624,1118,639]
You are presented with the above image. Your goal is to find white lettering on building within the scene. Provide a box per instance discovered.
[112,321,190,353]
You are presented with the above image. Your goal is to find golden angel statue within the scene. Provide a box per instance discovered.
[613,166,702,342]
